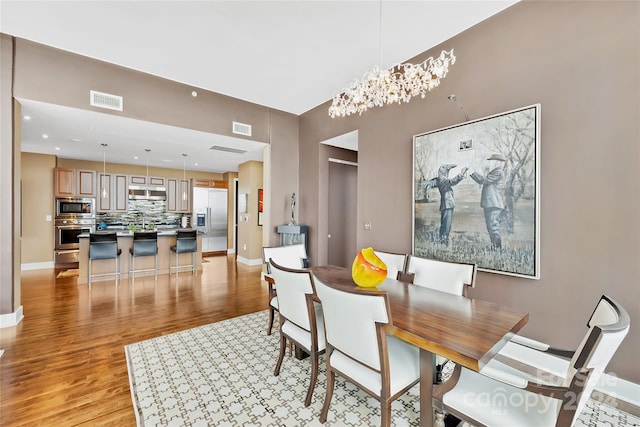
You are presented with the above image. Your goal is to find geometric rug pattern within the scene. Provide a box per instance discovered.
[125,311,640,427]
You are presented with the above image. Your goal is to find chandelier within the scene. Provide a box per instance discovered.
[328,49,456,118]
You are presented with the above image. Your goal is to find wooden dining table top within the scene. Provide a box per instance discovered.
[312,265,529,372]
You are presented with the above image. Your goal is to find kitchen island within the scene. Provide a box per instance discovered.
[77,229,203,284]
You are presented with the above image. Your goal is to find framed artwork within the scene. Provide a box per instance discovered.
[257,188,263,226]
[412,104,540,279]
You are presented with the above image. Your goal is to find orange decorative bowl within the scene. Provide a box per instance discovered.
[351,247,387,288]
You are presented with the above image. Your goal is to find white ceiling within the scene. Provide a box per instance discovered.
[1,0,518,172]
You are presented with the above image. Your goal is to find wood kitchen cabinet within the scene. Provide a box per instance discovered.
[97,173,129,212]
[129,175,165,186]
[167,178,191,212]
[54,168,96,198]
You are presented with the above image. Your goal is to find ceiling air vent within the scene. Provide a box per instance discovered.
[90,90,123,111]
[209,145,247,154]
[232,121,252,136]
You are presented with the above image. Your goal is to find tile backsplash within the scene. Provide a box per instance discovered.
[96,200,189,227]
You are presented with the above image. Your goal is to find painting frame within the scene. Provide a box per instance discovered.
[412,104,541,279]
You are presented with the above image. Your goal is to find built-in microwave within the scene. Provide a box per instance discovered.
[55,198,96,219]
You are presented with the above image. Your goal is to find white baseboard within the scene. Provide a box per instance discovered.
[0,306,24,328]
[21,261,55,271]
[236,256,262,266]
[597,373,640,407]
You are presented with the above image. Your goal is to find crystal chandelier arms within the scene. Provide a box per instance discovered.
[328,49,456,118]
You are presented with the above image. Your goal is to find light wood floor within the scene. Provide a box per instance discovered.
[0,255,266,426]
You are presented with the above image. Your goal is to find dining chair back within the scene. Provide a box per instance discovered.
[373,250,407,280]
[269,259,325,407]
[434,295,630,427]
[262,244,308,335]
[88,232,121,288]
[313,275,419,427]
[405,255,476,296]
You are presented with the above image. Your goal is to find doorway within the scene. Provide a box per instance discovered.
[327,159,357,267]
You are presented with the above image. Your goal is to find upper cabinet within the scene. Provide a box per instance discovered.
[97,173,128,212]
[129,175,165,186]
[167,178,191,213]
[192,179,227,189]
[54,168,96,198]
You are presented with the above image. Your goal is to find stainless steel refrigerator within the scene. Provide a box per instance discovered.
[193,187,228,253]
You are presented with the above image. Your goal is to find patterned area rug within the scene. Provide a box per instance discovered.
[125,311,639,427]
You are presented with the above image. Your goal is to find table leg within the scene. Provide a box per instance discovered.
[419,349,436,427]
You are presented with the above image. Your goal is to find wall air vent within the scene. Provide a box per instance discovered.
[209,145,247,154]
[232,121,252,136]
[90,90,123,111]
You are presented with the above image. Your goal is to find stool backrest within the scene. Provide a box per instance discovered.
[132,231,158,256]
[89,233,118,259]
[176,230,197,253]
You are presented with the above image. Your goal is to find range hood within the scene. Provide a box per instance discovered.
[128,185,166,201]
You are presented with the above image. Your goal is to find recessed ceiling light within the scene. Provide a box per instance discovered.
[54,147,61,151]
[23,115,31,121]
[42,134,49,139]
[162,159,172,163]
[192,91,198,97]
[134,156,139,160]
[71,138,82,143]
[194,163,199,166]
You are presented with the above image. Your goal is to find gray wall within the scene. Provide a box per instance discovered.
[299,1,640,382]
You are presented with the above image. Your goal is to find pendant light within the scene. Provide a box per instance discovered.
[182,153,188,201]
[100,143,108,199]
[145,148,151,198]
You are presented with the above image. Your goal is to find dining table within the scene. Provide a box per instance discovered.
[311,265,529,427]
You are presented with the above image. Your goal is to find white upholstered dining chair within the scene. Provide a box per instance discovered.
[262,244,308,335]
[405,255,476,383]
[269,259,324,407]
[405,255,476,296]
[373,250,407,280]
[491,294,627,382]
[432,294,630,427]
[313,275,420,427]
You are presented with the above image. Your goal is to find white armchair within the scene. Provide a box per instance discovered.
[490,294,627,383]
[269,259,324,407]
[262,244,308,335]
[313,275,419,427]
[433,295,630,427]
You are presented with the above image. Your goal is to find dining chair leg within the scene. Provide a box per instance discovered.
[273,333,287,376]
[381,401,391,427]
[320,369,335,423]
[304,353,319,407]
[154,254,158,280]
[267,307,275,336]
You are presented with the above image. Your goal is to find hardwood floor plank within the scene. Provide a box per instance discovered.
[0,255,266,426]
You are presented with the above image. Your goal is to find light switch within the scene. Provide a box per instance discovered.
[364,221,372,230]
[46,215,52,222]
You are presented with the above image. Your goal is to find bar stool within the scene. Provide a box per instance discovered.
[88,233,121,289]
[170,230,198,276]
[129,231,158,280]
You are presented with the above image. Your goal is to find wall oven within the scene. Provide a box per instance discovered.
[56,198,96,219]
[54,218,95,266]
